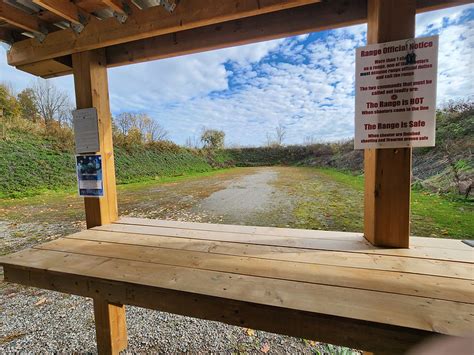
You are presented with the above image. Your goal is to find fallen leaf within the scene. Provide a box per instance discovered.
[261,343,270,353]
[245,328,255,336]
[35,297,47,306]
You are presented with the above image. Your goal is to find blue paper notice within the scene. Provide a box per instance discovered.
[76,154,104,197]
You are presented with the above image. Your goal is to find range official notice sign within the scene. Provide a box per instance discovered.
[354,35,438,149]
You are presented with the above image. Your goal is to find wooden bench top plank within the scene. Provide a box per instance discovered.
[1,248,472,336]
[67,229,474,280]
[117,217,472,251]
[3,266,434,354]
[34,237,474,303]
[97,223,474,263]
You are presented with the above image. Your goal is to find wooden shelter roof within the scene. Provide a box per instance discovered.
[0,0,470,78]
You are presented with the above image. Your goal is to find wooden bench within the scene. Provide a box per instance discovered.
[1,217,473,354]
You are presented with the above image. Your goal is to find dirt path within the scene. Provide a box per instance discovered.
[194,167,294,225]
[2,167,357,354]
[0,167,296,255]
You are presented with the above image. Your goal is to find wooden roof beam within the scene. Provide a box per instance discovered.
[105,0,473,68]
[101,0,127,14]
[7,0,322,66]
[106,0,365,67]
[32,0,84,25]
[12,0,472,77]
[0,1,46,35]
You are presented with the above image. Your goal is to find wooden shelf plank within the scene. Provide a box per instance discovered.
[116,217,473,251]
[33,237,474,303]
[67,229,474,280]
[0,1,43,34]
[1,248,472,336]
[32,0,82,24]
[100,0,126,14]
[2,266,433,354]
[95,223,474,263]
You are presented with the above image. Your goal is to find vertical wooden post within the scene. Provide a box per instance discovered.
[72,49,118,229]
[73,50,126,353]
[364,0,416,248]
[93,298,128,355]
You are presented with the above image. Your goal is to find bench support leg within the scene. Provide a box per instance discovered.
[93,298,128,355]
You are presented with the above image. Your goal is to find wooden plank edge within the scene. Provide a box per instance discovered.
[55,230,474,280]
[1,248,472,336]
[32,238,474,303]
[115,217,473,251]
[94,224,474,263]
[3,265,439,354]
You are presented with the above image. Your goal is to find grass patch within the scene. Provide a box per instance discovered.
[307,168,473,238]
[0,130,221,199]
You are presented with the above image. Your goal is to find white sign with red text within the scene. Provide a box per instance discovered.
[354,35,438,149]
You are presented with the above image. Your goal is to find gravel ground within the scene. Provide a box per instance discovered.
[0,168,361,354]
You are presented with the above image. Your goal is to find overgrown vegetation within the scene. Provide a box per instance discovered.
[0,127,219,198]
[0,82,226,198]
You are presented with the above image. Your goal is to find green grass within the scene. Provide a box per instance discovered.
[0,130,218,198]
[116,167,240,191]
[314,168,473,239]
[0,168,238,208]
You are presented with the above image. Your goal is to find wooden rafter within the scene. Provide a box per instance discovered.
[32,0,83,24]
[101,0,126,14]
[7,0,322,66]
[106,0,366,67]
[0,1,44,34]
[11,0,473,77]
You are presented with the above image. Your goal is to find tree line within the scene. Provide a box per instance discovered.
[1,80,233,151]
[0,81,170,148]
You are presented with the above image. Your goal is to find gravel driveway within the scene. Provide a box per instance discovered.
[0,167,359,354]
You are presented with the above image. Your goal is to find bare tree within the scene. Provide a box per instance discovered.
[265,132,275,147]
[31,79,71,127]
[114,112,134,135]
[275,122,287,146]
[185,135,201,149]
[143,116,168,142]
[114,112,168,143]
[303,135,317,145]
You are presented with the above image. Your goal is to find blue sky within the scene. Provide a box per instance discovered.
[1,4,473,146]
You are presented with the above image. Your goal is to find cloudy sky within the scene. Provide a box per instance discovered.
[1,4,473,146]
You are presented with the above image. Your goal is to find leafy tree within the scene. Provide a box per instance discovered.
[17,88,39,122]
[201,129,225,149]
[0,83,20,120]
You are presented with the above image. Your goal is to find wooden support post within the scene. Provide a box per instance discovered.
[364,0,416,248]
[93,298,128,354]
[72,49,118,229]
